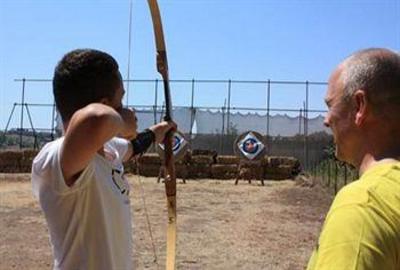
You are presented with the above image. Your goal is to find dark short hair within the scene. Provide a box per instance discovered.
[53,49,121,122]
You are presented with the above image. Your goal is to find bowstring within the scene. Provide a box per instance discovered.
[135,156,159,268]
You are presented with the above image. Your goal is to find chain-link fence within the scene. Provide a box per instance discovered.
[310,158,358,194]
[2,78,332,170]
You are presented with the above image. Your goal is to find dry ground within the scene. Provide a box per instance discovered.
[0,173,332,270]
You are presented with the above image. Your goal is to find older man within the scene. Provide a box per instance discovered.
[307,48,400,269]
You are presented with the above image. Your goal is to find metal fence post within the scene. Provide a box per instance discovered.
[51,101,56,140]
[305,81,309,170]
[226,79,232,134]
[189,79,195,143]
[334,161,338,194]
[19,78,26,149]
[327,160,331,187]
[266,79,271,137]
[220,99,226,154]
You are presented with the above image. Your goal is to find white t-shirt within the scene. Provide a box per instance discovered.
[32,137,132,270]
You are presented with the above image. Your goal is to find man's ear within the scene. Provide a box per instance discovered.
[353,90,368,126]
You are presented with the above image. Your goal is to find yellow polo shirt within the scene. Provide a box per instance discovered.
[307,162,400,270]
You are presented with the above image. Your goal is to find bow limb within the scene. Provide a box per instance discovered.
[147,1,177,269]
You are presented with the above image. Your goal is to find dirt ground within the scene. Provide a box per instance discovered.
[0,173,332,270]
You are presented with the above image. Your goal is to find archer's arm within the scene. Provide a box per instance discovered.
[122,121,177,162]
[61,103,137,186]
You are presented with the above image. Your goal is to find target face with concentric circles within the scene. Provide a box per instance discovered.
[242,137,259,154]
[236,131,265,160]
[157,130,189,161]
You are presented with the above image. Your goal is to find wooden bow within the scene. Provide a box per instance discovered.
[147,1,177,269]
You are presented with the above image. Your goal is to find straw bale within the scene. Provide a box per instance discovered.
[0,151,22,166]
[264,165,293,180]
[182,150,192,163]
[216,155,240,165]
[159,164,189,179]
[20,150,38,172]
[22,149,38,160]
[158,150,192,165]
[138,164,161,177]
[123,160,137,174]
[188,164,211,178]
[239,160,263,168]
[238,165,264,180]
[191,155,214,165]
[211,164,238,179]
[266,156,300,168]
[0,151,23,173]
[265,156,284,167]
[192,149,217,157]
[139,154,161,165]
[176,164,189,179]
[281,157,300,167]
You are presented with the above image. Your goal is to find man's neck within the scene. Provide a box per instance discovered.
[358,155,399,175]
[354,127,400,175]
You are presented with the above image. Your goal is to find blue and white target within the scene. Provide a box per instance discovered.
[242,138,259,154]
[172,134,185,154]
[238,132,264,160]
[159,132,187,156]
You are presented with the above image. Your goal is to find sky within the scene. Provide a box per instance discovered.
[0,0,399,131]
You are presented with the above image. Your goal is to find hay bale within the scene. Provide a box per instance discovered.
[264,156,301,179]
[182,150,192,163]
[244,160,263,167]
[216,155,239,165]
[139,154,161,165]
[238,165,263,180]
[0,151,23,173]
[22,149,38,160]
[123,160,137,174]
[158,150,192,165]
[175,159,186,166]
[175,164,188,179]
[211,164,238,179]
[235,160,264,180]
[192,149,217,157]
[266,156,300,168]
[191,155,214,165]
[138,163,161,177]
[280,157,300,167]
[188,164,211,178]
[192,149,218,157]
[239,160,263,168]
[20,149,38,172]
[265,156,283,167]
[159,164,188,179]
[0,151,22,165]
[264,165,293,180]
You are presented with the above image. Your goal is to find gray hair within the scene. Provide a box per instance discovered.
[340,48,400,115]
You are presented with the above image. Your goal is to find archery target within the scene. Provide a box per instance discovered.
[157,130,189,161]
[235,131,266,160]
